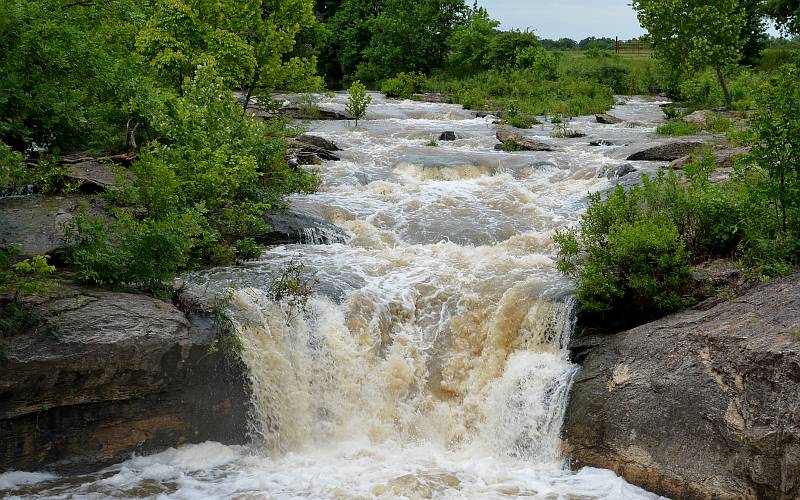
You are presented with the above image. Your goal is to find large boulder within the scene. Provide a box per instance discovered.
[495,126,555,152]
[260,210,347,246]
[595,114,623,124]
[0,195,107,258]
[627,142,704,161]
[564,273,800,500]
[0,284,250,473]
[295,134,341,151]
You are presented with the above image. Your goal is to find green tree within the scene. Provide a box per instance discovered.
[632,0,746,109]
[748,64,800,234]
[346,80,371,127]
[766,0,800,34]
[446,7,499,74]
[363,0,466,80]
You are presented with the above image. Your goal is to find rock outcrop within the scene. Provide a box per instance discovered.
[0,195,107,258]
[411,93,453,103]
[65,160,135,193]
[0,284,250,473]
[495,126,554,152]
[564,273,800,500]
[295,134,341,151]
[627,142,704,161]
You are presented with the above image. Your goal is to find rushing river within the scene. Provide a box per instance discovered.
[3,94,673,499]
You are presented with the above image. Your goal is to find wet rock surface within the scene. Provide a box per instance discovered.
[277,106,352,121]
[0,284,250,473]
[295,134,341,151]
[261,210,347,246]
[495,126,555,152]
[564,273,800,500]
[627,141,705,161]
[595,113,623,124]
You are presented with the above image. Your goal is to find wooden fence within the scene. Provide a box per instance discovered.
[614,37,652,57]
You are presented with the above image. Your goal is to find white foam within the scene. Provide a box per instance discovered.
[0,471,58,491]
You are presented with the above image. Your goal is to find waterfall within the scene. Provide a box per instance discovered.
[227,286,578,463]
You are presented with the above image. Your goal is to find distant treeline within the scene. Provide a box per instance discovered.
[299,0,799,88]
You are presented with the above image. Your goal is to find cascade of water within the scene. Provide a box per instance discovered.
[227,285,578,463]
[9,95,669,499]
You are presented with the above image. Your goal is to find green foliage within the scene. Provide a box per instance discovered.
[747,64,800,242]
[633,0,746,107]
[0,247,56,298]
[657,119,702,136]
[555,209,692,320]
[705,113,735,134]
[68,211,201,297]
[381,72,427,99]
[766,0,800,35]
[235,237,262,261]
[0,141,26,192]
[346,80,372,126]
[445,7,499,74]
[268,258,319,325]
[662,105,684,120]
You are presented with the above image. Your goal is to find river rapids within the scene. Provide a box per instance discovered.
[4,94,675,499]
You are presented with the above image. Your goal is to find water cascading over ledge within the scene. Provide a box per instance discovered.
[226,286,578,463]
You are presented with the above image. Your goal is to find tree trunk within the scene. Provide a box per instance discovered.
[241,68,260,117]
[715,66,733,110]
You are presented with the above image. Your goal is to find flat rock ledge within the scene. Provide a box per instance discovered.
[0,284,250,473]
[564,273,800,500]
[627,142,705,161]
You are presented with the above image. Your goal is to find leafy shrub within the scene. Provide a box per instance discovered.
[0,141,27,192]
[662,105,684,120]
[381,71,426,99]
[585,47,614,59]
[234,237,262,261]
[0,247,56,298]
[742,63,800,272]
[555,162,755,325]
[555,210,692,321]
[704,113,734,134]
[346,80,372,126]
[268,258,319,325]
[68,211,201,297]
[657,119,701,136]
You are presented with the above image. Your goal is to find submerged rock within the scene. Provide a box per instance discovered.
[438,131,458,141]
[564,273,800,499]
[627,142,704,161]
[589,140,618,147]
[0,284,249,473]
[495,126,554,152]
[595,114,623,124]
[601,163,636,179]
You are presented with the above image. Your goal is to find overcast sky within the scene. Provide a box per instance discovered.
[475,0,648,41]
